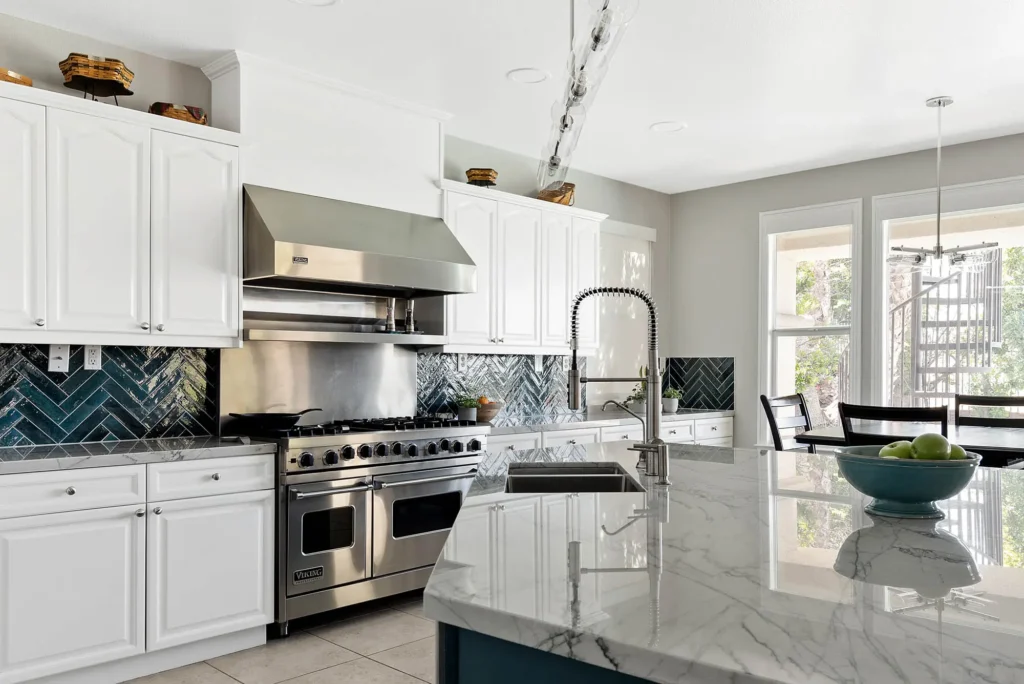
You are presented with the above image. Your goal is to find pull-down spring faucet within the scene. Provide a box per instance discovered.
[568,287,669,483]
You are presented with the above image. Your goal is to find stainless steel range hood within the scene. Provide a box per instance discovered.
[243,185,476,298]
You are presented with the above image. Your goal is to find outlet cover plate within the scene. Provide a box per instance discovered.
[84,345,102,370]
[534,355,544,373]
[48,345,70,373]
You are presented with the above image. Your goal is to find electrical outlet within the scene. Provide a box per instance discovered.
[48,345,70,373]
[534,355,544,373]
[84,345,102,370]
[457,354,467,372]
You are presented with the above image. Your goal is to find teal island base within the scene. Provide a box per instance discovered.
[437,623,650,684]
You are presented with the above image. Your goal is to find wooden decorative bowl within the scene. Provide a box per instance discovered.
[0,69,32,87]
[476,402,504,423]
[149,102,209,126]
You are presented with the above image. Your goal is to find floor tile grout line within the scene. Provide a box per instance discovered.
[371,657,435,684]
[270,656,372,684]
[202,659,246,684]
[367,634,435,659]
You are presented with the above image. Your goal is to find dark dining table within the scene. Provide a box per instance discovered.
[795,422,1024,468]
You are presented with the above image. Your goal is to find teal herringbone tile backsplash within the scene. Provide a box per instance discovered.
[0,345,218,446]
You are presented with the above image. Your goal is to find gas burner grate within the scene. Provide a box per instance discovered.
[328,415,478,433]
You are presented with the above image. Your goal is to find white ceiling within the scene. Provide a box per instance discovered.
[4,0,1024,194]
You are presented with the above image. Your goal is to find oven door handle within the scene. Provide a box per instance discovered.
[376,470,478,489]
[293,483,372,499]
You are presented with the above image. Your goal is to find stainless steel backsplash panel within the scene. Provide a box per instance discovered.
[219,342,417,429]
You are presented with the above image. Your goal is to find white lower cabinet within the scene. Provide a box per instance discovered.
[662,421,695,444]
[495,497,541,616]
[600,426,645,443]
[542,427,601,448]
[486,432,542,454]
[147,490,274,651]
[0,505,146,684]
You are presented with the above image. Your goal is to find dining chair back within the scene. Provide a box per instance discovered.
[838,403,948,446]
[955,394,1024,428]
[760,394,816,453]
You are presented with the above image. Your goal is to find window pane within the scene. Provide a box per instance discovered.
[774,224,852,329]
[775,335,850,428]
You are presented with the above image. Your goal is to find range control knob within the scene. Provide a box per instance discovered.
[323,450,340,466]
[426,442,439,455]
[439,439,451,452]
[298,452,315,468]
[451,441,465,454]
[392,442,404,456]
[468,439,482,452]
[340,446,356,460]
[357,445,372,460]
[374,443,388,457]
[406,444,419,457]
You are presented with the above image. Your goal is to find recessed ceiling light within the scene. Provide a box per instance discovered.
[506,68,550,85]
[649,120,688,134]
[288,0,339,6]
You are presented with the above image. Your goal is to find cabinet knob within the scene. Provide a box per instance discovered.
[153,507,163,515]
[212,473,221,481]
[506,445,515,451]
[497,504,506,511]
[498,338,505,343]
[621,435,628,439]
[568,439,577,445]
[669,430,677,435]
[711,426,718,432]
[34,318,45,327]
[156,324,165,332]
[140,322,150,330]
[65,486,76,496]
[135,509,145,518]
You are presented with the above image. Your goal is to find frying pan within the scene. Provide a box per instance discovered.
[228,408,323,431]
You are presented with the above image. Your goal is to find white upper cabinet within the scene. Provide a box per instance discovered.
[541,212,572,347]
[496,203,542,347]
[46,109,151,335]
[151,132,239,339]
[571,217,601,350]
[0,99,46,332]
[446,193,497,345]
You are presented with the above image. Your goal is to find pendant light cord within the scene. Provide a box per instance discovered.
[936,101,944,257]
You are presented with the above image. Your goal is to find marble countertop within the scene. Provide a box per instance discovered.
[425,443,1024,683]
[486,407,734,436]
[0,437,278,475]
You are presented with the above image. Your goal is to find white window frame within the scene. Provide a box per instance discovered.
[869,175,1024,405]
[758,199,863,444]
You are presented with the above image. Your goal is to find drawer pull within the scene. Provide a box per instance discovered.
[65,486,76,496]
[711,426,718,432]
[34,318,45,327]
[212,473,221,481]
[135,509,145,518]
[669,430,677,435]
[568,439,577,445]
[153,507,163,515]
[621,435,628,439]
[506,445,515,451]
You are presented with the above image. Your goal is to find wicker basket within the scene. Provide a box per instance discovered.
[537,182,575,206]
[466,168,498,187]
[149,102,209,126]
[59,53,134,97]
[0,69,32,87]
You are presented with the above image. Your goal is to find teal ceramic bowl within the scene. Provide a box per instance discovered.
[834,445,982,520]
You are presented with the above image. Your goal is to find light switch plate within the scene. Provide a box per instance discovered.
[48,344,70,373]
[534,355,544,373]
[84,345,102,370]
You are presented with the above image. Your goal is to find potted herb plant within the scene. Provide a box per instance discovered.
[662,387,681,414]
[454,393,479,421]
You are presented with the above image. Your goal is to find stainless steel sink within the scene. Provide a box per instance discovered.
[505,462,644,494]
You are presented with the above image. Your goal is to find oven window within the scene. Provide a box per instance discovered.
[392,491,462,538]
[303,506,355,554]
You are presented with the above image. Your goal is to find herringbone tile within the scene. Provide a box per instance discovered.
[0,345,218,446]
[666,357,734,411]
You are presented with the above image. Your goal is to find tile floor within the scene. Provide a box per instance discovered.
[128,591,436,684]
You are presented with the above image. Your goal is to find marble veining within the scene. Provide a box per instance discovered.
[486,408,734,436]
[0,437,276,475]
[426,443,1024,683]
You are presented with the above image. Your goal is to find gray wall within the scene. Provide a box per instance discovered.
[0,13,210,113]
[444,136,675,348]
[669,133,1024,449]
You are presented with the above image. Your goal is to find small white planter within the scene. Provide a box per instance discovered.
[631,401,646,416]
[662,398,679,414]
[458,407,478,422]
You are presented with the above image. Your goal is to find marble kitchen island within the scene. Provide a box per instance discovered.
[425,442,1024,683]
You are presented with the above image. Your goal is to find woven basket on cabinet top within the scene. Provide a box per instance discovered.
[0,69,32,87]
[59,53,134,97]
[149,102,209,126]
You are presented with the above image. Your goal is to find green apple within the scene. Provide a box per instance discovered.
[949,443,968,460]
[911,433,951,461]
[879,440,914,459]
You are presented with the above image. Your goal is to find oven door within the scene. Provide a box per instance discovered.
[371,464,478,577]
[287,477,372,597]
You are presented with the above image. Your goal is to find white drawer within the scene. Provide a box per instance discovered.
[600,426,644,443]
[0,465,146,520]
[662,421,695,443]
[698,437,733,448]
[542,428,601,448]
[147,454,275,502]
[487,433,542,453]
[695,418,733,441]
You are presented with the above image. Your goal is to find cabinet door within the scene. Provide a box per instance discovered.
[571,217,601,350]
[600,426,645,443]
[496,203,541,346]
[541,211,572,347]
[0,505,145,684]
[542,427,601,448]
[151,131,240,339]
[0,99,46,331]
[446,193,496,344]
[662,421,695,444]
[147,490,274,652]
[486,432,542,454]
[495,497,540,617]
[46,109,150,334]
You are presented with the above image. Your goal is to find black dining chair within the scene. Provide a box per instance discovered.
[838,403,948,446]
[760,394,816,453]
[955,394,1024,428]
